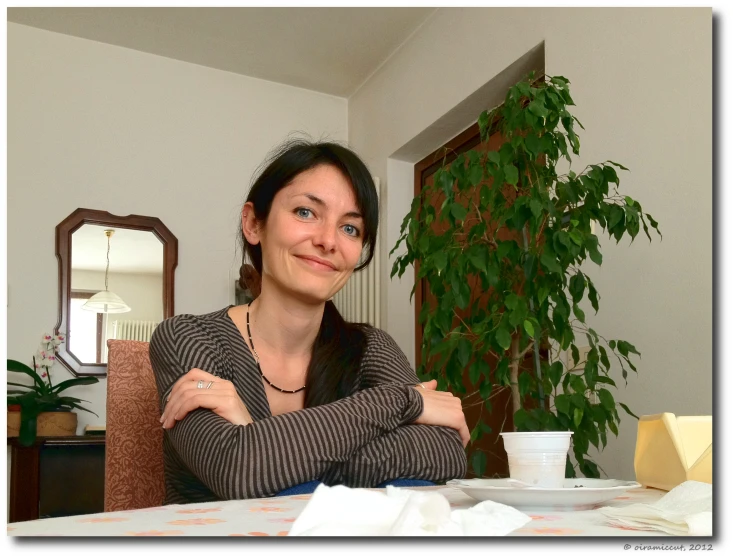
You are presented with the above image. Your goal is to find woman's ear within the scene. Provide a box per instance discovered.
[241,202,261,245]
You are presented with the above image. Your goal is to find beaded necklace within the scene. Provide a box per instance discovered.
[246,304,306,394]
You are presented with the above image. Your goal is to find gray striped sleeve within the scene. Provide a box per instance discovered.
[149,317,425,500]
[321,328,467,486]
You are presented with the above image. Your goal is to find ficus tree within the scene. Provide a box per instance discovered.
[390,73,661,478]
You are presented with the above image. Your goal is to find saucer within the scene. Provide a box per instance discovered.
[445,478,641,511]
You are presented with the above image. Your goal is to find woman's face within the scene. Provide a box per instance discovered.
[245,164,366,305]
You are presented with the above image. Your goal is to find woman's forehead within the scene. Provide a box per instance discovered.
[280,168,360,210]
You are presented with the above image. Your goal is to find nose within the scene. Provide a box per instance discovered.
[312,222,337,253]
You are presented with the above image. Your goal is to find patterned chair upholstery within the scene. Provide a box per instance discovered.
[105,340,165,512]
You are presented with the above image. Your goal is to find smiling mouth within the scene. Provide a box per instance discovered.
[295,256,337,272]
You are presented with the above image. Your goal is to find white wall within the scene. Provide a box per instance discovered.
[349,7,712,481]
[8,22,347,432]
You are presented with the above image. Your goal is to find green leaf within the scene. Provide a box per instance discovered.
[555,394,571,416]
[495,327,512,351]
[450,202,467,222]
[569,272,585,304]
[518,371,532,398]
[646,213,663,239]
[479,184,491,208]
[540,251,562,274]
[455,282,470,310]
[523,320,534,338]
[468,249,488,274]
[470,424,481,443]
[617,340,641,357]
[50,376,99,394]
[587,279,600,313]
[573,407,583,427]
[598,388,615,412]
[468,163,483,186]
[547,361,563,387]
[572,304,586,322]
[585,235,603,266]
[570,344,580,367]
[472,451,487,477]
[595,375,617,388]
[529,198,542,218]
[457,337,472,368]
[504,164,519,186]
[8,359,46,391]
[568,229,583,246]
[468,359,482,385]
[523,253,537,281]
[433,251,448,273]
[513,408,530,430]
[528,99,549,118]
[608,204,624,230]
[598,345,611,371]
[538,286,550,306]
[619,402,640,419]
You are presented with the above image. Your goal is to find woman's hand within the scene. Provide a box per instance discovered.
[412,379,470,448]
[160,368,253,429]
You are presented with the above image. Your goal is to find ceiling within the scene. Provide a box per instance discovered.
[7,7,436,97]
[71,224,163,274]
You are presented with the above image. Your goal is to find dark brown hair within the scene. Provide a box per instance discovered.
[239,139,378,407]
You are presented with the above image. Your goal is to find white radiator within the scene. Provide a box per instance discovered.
[112,320,159,342]
[333,177,381,328]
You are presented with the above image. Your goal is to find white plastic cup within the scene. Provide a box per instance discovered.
[500,431,573,488]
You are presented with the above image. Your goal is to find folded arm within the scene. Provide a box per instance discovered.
[149,318,424,500]
[322,329,467,486]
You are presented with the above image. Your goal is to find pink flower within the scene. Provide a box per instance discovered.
[41,372,47,378]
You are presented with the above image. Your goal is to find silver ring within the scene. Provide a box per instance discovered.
[197,380,205,389]
[206,381,214,389]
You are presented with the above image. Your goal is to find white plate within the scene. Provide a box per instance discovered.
[446,478,641,511]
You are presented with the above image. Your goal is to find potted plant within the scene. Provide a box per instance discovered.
[8,333,99,446]
[390,73,661,479]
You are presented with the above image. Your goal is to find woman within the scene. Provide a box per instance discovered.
[149,139,468,504]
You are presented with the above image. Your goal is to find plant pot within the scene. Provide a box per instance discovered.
[8,410,78,438]
[500,431,573,488]
[37,411,78,436]
[7,410,20,437]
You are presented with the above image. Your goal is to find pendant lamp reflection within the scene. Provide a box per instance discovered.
[81,229,132,314]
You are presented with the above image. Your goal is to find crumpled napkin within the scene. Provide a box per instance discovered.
[287,484,532,536]
[597,480,712,535]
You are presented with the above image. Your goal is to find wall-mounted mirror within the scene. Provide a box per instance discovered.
[55,209,178,376]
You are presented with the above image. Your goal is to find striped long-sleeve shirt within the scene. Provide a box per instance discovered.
[149,306,467,503]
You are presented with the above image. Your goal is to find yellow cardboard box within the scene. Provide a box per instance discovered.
[634,413,712,491]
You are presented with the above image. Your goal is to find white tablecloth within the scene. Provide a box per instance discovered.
[8,486,670,537]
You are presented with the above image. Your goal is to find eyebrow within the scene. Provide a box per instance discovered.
[296,193,363,220]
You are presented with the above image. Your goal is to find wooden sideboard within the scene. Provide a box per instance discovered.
[7,435,106,523]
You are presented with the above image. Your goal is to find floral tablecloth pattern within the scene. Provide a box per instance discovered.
[8,486,669,536]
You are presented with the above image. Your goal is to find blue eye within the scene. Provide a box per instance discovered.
[343,224,361,238]
[295,208,313,218]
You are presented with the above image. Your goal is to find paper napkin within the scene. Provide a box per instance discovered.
[596,480,712,535]
[287,484,532,536]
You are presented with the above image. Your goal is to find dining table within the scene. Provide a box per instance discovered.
[7,484,674,537]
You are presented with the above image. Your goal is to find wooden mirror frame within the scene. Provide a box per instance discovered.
[54,208,178,377]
